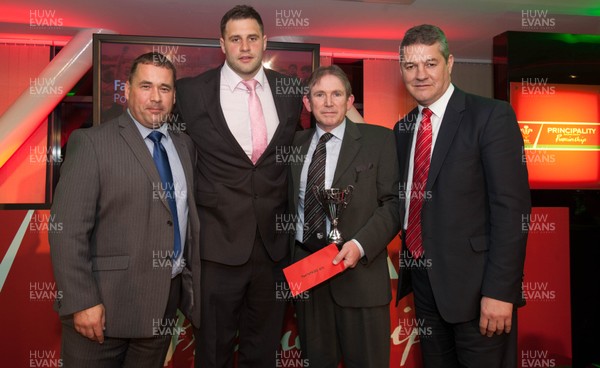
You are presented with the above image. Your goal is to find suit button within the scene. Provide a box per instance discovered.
[167,220,173,226]
[254,194,258,199]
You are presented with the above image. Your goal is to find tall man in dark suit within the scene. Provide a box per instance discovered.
[174,5,302,368]
[290,65,400,367]
[394,25,531,367]
[49,52,200,367]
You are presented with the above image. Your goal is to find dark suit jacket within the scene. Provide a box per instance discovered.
[290,120,400,307]
[394,87,531,323]
[175,66,302,265]
[49,113,201,336]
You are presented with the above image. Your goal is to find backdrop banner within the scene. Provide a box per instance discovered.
[0,207,570,367]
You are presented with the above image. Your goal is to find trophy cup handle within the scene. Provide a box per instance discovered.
[344,185,354,206]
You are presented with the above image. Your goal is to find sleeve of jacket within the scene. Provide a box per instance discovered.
[354,129,401,265]
[49,129,103,316]
[479,100,531,304]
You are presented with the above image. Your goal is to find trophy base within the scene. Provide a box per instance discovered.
[328,228,344,246]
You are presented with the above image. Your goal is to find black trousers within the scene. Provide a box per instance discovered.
[194,231,288,368]
[411,266,518,368]
[295,275,390,368]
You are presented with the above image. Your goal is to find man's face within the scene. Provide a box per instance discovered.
[400,42,453,106]
[125,63,175,129]
[303,74,354,132]
[220,18,267,80]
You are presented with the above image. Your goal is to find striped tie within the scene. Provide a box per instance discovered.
[303,132,333,243]
[405,108,433,259]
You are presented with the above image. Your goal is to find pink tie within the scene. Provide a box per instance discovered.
[241,79,268,164]
[405,108,433,259]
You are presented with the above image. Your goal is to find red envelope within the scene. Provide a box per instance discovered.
[283,243,346,296]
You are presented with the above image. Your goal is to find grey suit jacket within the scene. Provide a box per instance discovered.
[290,119,400,307]
[49,113,201,337]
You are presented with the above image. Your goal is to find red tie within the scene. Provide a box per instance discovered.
[241,79,268,164]
[406,108,433,259]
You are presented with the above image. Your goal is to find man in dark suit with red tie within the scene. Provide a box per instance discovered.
[174,5,302,368]
[394,25,531,367]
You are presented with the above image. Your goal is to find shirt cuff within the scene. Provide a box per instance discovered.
[352,239,365,258]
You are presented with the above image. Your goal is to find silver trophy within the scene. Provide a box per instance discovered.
[313,185,354,245]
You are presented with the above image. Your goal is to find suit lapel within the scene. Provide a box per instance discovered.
[203,67,252,162]
[397,109,419,220]
[332,119,361,187]
[427,88,466,190]
[170,131,200,250]
[118,114,170,212]
[170,131,194,201]
[257,68,291,165]
[291,129,314,211]
[398,109,418,182]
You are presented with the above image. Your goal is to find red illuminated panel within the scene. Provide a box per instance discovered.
[0,120,48,203]
[518,207,572,367]
[510,83,600,189]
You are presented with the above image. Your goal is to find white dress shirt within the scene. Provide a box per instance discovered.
[130,110,188,277]
[220,62,280,161]
[403,84,455,229]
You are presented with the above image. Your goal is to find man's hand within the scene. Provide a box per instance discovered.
[479,296,513,337]
[332,240,361,269]
[73,303,106,343]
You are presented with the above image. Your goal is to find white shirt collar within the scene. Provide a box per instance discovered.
[128,109,171,140]
[315,119,347,142]
[419,83,455,118]
[221,61,268,92]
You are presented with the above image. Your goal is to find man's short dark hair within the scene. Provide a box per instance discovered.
[400,24,450,62]
[220,5,264,37]
[128,52,177,84]
[305,65,352,99]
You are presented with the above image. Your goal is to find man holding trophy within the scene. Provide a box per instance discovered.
[290,65,400,367]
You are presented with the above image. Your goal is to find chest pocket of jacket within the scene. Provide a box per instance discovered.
[354,163,375,182]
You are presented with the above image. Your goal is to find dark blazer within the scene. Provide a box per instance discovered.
[175,66,302,265]
[394,87,531,323]
[49,113,201,336]
[290,120,400,307]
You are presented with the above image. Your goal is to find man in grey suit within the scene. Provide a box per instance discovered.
[49,52,200,367]
[290,65,400,367]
